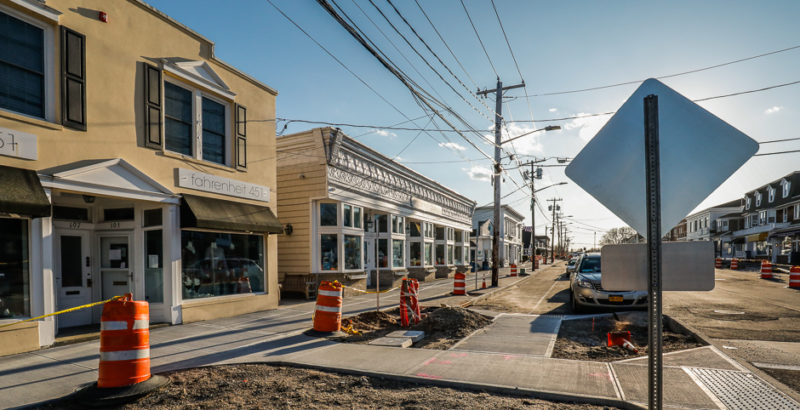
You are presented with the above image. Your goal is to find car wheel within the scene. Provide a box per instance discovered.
[570,291,583,313]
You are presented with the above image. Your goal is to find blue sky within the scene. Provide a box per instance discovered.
[148,0,800,248]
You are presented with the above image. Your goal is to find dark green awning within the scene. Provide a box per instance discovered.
[0,165,50,218]
[180,194,283,234]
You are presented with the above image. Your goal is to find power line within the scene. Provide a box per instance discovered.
[531,43,800,97]
[754,149,800,157]
[391,115,433,159]
[413,0,478,89]
[460,0,498,78]
[694,79,800,102]
[490,0,523,82]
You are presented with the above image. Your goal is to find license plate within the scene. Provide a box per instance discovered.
[608,295,624,302]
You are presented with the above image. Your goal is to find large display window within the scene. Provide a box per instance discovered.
[316,201,364,272]
[0,218,29,318]
[181,230,265,299]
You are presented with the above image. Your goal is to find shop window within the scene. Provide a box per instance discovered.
[144,229,163,303]
[53,206,89,221]
[410,242,422,267]
[463,246,469,264]
[378,238,388,268]
[447,228,454,241]
[455,246,463,265]
[424,243,432,266]
[409,221,421,237]
[447,245,454,265]
[343,204,352,227]
[376,214,388,233]
[143,208,162,227]
[424,223,434,239]
[436,244,445,265]
[181,230,265,299]
[320,203,337,226]
[353,206,362,229]
[392,215,404,234]
[0,219,29,318]
[455,230,463,242]
[320,234,338,270]
[392,239,404,267]
[344,235,361,270]
[435,226,445,240]
[0,10,45,119]
[104,208,134,221]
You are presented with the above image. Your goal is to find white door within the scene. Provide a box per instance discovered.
[99,234,134,301]
[55,231,92,328]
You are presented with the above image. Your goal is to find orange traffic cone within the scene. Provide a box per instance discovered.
[481,276,487,289]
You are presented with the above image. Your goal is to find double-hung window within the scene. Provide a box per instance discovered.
[164,79,230,166]
[0,8,50,119]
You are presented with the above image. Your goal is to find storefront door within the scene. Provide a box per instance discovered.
[98,233,134,301]
[55,230,92,328]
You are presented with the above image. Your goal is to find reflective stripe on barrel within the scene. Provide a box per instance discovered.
[98,293,151,388]
[313,281,343,332]
[453,272,466,295]
[510,264,517,277]
[715,258,722,268]
[731,258,739,270]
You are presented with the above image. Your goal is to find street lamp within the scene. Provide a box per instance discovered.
[535,181,567,193]
[501,125,561,145]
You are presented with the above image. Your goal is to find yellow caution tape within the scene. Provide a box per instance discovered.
[344,285,399,294]
[0,295,124,330]
[341,323,361,335]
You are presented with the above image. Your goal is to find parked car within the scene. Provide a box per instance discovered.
[569,252,647,312]
[565,257,579,274]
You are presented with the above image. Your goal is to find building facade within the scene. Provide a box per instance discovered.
[522,227,549,259]
[0,0,281,355]
[471,205,524,267]
[276,128,475,294]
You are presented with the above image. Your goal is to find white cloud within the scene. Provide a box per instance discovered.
[374,129,397,138]
[548,108,558,113]
[464,165,492,181]
[563,113,610,141]
[765,106,783,115]
[496,122,546,155]
[438,142,466,151]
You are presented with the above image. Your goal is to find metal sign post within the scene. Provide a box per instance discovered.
[644,94,663,409]
[376,226,380,312]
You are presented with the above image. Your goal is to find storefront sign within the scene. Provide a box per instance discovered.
[177,168,270,202]
[0,127,37,160]
[411,198,443,215]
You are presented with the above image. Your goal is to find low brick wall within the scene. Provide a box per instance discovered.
[435,265,455,278]
[407,267,436,282]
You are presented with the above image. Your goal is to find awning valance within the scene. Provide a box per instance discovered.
[180,194,283,234]
[0,165,50,218]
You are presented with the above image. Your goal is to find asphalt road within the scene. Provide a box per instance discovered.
[473,261,800,394]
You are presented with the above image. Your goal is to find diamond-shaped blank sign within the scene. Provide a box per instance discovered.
[565,78,758,238]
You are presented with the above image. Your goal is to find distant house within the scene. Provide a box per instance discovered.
[685,199,742,257]
[666,219,687,241]
[732,171,800,263]
[522,227,549,258]
[471,205,525,266]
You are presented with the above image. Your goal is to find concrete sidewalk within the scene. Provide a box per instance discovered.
[6,262,793,409]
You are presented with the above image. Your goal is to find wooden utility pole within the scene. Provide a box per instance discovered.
[548,198,561,263]
[478,79,524,287]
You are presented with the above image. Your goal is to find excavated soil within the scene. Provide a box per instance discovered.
[110,365,610,409]
[552,312,705,362]
[337,306,493,349]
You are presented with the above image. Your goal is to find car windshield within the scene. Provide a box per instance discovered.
[569,258,577,265]
[579,256,601,273]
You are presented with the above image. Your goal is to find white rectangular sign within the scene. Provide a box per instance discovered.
[177,168,270,202]
[600,241,714,291]
[0,127,37,160]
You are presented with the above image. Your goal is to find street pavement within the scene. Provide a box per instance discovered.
[2,262,798,409]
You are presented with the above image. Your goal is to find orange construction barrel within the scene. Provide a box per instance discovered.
[313,281,343,332]
[789,266,800,289]
[730,258,739,270]
[715,258,722,268]
[453,272,466,295]
[761,260,773,279]
[98,293,151,388]
[510,264,518,277]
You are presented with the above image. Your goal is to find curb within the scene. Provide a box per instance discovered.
[268,360,645,410]
[666,315,800,404]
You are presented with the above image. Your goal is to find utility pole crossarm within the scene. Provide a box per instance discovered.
[476,82,525,97]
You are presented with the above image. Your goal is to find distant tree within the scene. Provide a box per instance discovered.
[600,227,641,245]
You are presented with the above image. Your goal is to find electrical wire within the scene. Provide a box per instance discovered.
[531,43,800,97]
[459,0,498,78]
[413,0,478,89]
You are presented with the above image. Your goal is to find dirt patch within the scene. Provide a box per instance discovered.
[105,365,612,409]
[338,306,493,349]
[552,312,705,362]
[761,368,800,394]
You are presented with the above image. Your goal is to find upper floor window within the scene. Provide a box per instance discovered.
[768,186,775,203]
[759,211,767,225]
[782,180,791,198]
[795,204,800,220]
[746,197,751,210]
[164,80,230,165]
[755,192,762,207]
[0,10,45,118]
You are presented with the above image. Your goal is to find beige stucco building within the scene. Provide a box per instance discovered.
[0,0,281,355]
[277,128,475,297]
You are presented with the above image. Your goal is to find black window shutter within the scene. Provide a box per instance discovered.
[144,63,162,149]
[60,27,86,130]
[235,104,247,170]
